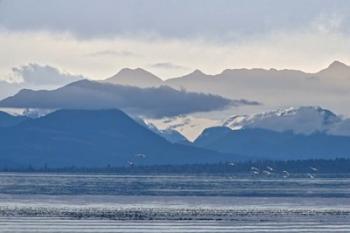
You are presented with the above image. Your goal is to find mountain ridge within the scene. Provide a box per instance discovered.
[194,126,350,160]
[0,109,239,168]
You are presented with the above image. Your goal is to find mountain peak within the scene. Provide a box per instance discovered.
[117,67,151,76]
[179,69,207,79]
[104,68,163,87]
[316,60,350,78]
[191,69,205,75]
[328,60,348,69]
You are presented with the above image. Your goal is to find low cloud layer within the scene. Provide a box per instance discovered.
[0,80,257,118]
[86,50,137,58]
[150,62,188,70]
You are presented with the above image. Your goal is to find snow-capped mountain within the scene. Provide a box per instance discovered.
[145,116,220,142]
[136,118,190,144]
[223,106,350,136]
[145,122,190,144]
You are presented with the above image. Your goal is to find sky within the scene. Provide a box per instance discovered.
[1,0,350,80]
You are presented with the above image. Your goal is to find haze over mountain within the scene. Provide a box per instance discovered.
[0,109,238,168]
[316,61,350,79]
[165,61,350,114]
[100,61,350,116]
[0,79,255,118]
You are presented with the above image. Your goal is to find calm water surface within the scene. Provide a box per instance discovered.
[0,173,349,232]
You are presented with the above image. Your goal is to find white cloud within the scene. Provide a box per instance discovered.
[8,63,84,86]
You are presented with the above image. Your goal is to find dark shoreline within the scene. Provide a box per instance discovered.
[1,158,350,175]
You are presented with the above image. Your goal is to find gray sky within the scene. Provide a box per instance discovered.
[1,0,350,79]
[1,0,349,39]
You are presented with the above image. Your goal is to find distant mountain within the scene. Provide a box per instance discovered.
[104,68,163,87]
[99,61,350,116]
[194,127,350,160]
[162,61,350,115]
[316,61,350,79]
[165,67,312,100]
[0,111,28,127]
[223,106,344,135]
[0,109,240,168]
[100,61,350,93]
[0,79,239,118]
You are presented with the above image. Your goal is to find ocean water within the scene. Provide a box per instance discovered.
[0,173,349,232]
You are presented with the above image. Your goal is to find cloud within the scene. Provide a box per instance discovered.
[86,50,137,57]
[149,62,188,70]
[1,0,350,40]
[9,63,85,86]
[0,63,87,99]
[312,13,345,34]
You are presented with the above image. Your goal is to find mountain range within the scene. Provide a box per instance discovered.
[102,61,350,90]
[145,106,350,141]
[194,127,350,160]
[0,107,350,168]
[1,107,350,167]
[1,61,349,119]
[191,106,350,160]
[223,106,350,136]
[0,109,238,168]
[1,62,350,167]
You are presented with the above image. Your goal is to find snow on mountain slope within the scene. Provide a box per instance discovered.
[223,106,350,136]
[135,118,189,144]
[145,122,190,144]
[145,116,220,142]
